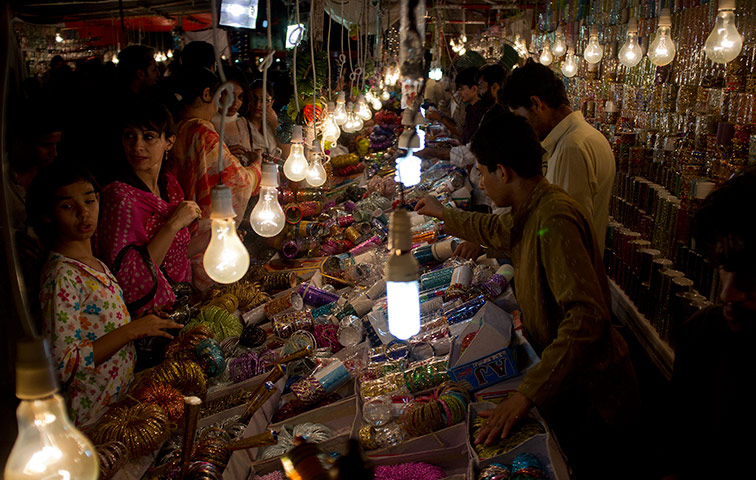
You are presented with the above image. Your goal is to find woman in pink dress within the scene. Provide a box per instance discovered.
[97,101,202,314]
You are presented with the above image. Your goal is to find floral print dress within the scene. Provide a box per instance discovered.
[40,252,136,427]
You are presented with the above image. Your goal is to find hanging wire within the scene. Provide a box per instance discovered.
[327,12,333,100]
[258,0,275,154]
[210,0,233,182]
[292,0,303,113]
[309,0,318,139]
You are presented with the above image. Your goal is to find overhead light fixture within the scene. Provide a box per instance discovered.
[648,8,676,66]
[704,0,743,64]
[55,32,63,43]
[561,46,578,78]
[250,163,286,238]
[553,26,567,57]
[618,18,643,68]
[305,140,327,187]
[583,25,604,64]
[5,339,98,480]
[428,67,442,81]
[283,125,308,181]
[219,0,260,29]
[204,185,250,283]
[539,40,554,66]
[385,209,421,340]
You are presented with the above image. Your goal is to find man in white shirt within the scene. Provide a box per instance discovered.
[503,61,615,252]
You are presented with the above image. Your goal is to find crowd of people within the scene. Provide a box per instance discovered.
[4,42,754,478]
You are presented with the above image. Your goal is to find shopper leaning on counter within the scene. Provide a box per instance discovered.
[415,111,639,480]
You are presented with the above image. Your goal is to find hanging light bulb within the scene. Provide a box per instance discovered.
[618,18,643,68]
[167,50,173,59]
[250,163,286,239]
[55,32,63,43]
[539,40,554,66]
[553,26,567,57]
[704,0,743,64]
[583,25,604,64]
[356,95,372,121]
[283,125,308,181]
[322,102,341,144]
[342,103,359,133]
[333,91,348,125]
[204,185,250,283]
[306,140,328,187]
[395,150,422,187]
[648,8,676,66]
[428,67,442,81]
[561,47,579,78]
[381,90,391,102]
[5,339,98,480]
[514,34,528,57]
[385,209,420,340]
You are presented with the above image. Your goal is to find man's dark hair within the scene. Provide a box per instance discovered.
[26,160,100,248]
[182,41,216,71]
[693,167,756,272]
[501,59,569,110]
[476,64,506,89]
[455,67,479,89]
[470,110,544,178]
[116,45,155,82]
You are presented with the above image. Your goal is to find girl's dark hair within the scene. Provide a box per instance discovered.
[225,66,252,116]
[177,66,220,105]
[26,160,100,248]
[249,79,275,98]
[118,101,176,198]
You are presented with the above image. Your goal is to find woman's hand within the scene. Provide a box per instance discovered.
[454,241,485,260]
[168,200,201,231]
[125,314,183,341]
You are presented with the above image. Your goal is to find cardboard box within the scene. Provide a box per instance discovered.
[447,302,520,391]
[369,443,471,479]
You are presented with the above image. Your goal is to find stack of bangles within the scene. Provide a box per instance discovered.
[228,350,277,383]
[399,382,470,437]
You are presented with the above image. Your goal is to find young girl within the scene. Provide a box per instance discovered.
[27,161,182,427]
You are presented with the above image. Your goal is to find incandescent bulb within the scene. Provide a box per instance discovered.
[6,339,99,480]
[322,104,341,144]
[704,0,743,64]
[618,18,643,68]
[356,96,372,121]
[539,40,554,66]
[306,141,327,187]
[55,33,63,43]
[429,67,442,81]
[561,48,578,77]
[283,125,308,181]
[371,96,382,110]
[385,209,420,340]
[333,92,348,125]
[381,90,391,101]
[583,25,604,64]
[648,8,676,66]
[250,163,285,238]
[553,27,567,57]
[203,185,250,283]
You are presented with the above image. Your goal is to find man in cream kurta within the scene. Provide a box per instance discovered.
[503,61,615,252]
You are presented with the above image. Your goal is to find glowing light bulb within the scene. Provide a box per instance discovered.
[619,18,643,68]
[514,35,528,57]
[250,163,286,238]
[429,67,442,81]
[356,95,372,121]
[583,25,604,64]
[333,92,348,125]
[322,103,341,144]
[371,96,382,110]
[704,0,743,64]
[648,8,676,66]
[561,47,578,78]
[203,186,250,283]
[55,33,63,43]
[167,50,173,58]
[539,40,554,66]
[553,27,567,57]
[6,340,99,480]
[306,141,327,187]
[342,103,359,133]
[381,90,391,102]
[385,210,420,340]
[283,125,308,181]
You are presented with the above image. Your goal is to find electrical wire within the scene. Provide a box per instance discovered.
[309,0,318,139]
[210,0,233,181]
[293,0,303,113]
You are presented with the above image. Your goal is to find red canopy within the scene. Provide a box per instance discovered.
[65,14,213,47]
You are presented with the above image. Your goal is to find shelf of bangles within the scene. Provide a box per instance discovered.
[79,130,572,480]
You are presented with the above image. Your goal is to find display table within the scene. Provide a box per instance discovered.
[609,279,675,380]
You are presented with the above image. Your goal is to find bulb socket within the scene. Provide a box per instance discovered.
[590,25,599,36]
[209,184,237,219]
[337,91,346,102]
[627,17,638,34]
[388,209,413,252]
[15,338,59,399]
[719,0,735,11]
[291,125,304,143]
[658,8,672,27]
[261,162,280,188]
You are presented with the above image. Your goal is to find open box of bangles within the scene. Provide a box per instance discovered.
[368,442,471,480]
[467,402,569,479]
